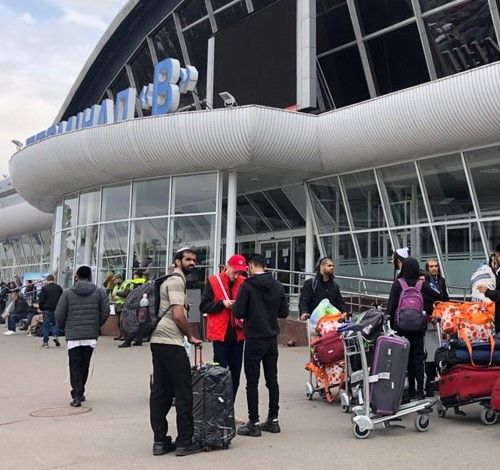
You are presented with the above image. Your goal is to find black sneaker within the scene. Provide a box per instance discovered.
[260,418,281,433]
[53,338,61,347]
[80,395,86,402]
[153,440,176,456]
[42,342,49,349]
[132,340,143,346]
[237,421,262,437]
[118,340,132,348]
[70,398,81,407]
[175,442,202,457]
[417,392,426,401]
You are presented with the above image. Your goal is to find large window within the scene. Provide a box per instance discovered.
[101,184,130,222]
[152,17,182,61]
[423,0,500,78]
[98,222,129,282]
[355,0,414,35]
[173,173,217,214]
[130,43,154,89]
[214,1,247,29]
[76,225,99,279]
[179,0,208,28]
[132,178,170,218]
[317,0,355,53]
[62,195,78,229]
[78,190,100,226]
[419,154,474,221]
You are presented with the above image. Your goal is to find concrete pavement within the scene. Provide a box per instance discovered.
[0,330,498,470]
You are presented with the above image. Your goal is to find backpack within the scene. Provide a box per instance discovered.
[122,273,184,337]
[395,279,425,332]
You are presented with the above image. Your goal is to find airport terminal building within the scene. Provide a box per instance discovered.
[4,0,500,294]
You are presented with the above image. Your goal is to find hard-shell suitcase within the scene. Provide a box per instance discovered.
[369,334,410,416]
[313,330,344,365]
[490,377,500,411]
[439,365,500,406]
[192,349,236,450]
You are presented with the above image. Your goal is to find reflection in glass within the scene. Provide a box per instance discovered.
[11,237,26,265]
[53,204,63,232]
[76,225,99,279]
[179,0,207,27]
[183,20,212,100]
[130,43,154,89]
[366,23,429,95]
[392,226,436,265]
[419,0,455,12]
[342,171,386,230]
[62,195,78,229]
[436,222,484,286]
[319,46,370,108]
[246,192,288,231]
[130,219,169,279]
[265,188,305,228]
[51,232,62,278]
[101,184,130,222]
[357,230,392,279]
[109,71,130,99]
[214,1,247,29]
[317,0,355,53]
[378,163,427,226]
[153,17,182,61]
[483,220,500,251]
[173,173,217,214]
[132,178,170,218]
[21,234,34,265]
[308,178,349,234]
[419,154,474,221]
[355,0,413,35]
[60,229,76,289]
[253,0,279,10]
[98,222,129,284]
[467,147,500,217]
[424,0,500,78]
[78,190,100,226]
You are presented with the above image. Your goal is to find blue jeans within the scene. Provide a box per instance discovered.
[42,310,59,343]
[7,314,19,331]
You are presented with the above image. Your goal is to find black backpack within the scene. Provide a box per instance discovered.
[121,274,183,337]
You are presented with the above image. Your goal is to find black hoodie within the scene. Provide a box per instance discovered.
[233,272,289,340]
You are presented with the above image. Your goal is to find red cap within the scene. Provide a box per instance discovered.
[227,254,247,272]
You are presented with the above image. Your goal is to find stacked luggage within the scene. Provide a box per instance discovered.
[432,301,500,424]
[305,299,346,402]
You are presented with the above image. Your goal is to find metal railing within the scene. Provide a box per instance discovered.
[266,268,470,318]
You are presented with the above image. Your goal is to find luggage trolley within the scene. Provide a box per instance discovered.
[343,326,436,439]
[433,319,498,425]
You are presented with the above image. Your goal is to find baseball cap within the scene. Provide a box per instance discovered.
[227,254,247,272]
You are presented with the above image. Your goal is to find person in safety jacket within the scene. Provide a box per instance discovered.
[299,257,346,321]
[200,254,247,401]
[117,270,147,348]
[110,273,125,341]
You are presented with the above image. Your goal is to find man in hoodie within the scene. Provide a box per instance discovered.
[233,253,289,437]
[299,257,346,320]
[55,265,109,407]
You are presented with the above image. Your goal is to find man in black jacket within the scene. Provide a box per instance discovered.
[299,257,346,321]
[39,275,63,348]
[3,290,29,335]
[478,242,500,332]
[55,266,109,407]
[233,254,289,437]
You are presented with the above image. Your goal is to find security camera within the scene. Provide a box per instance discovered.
[219,91,237,108]
[11,140,24,151]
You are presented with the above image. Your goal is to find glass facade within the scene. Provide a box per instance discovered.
[50,172,220,288]
[307,145,500,289]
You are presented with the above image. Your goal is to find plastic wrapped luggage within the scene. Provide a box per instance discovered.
[192,350,235,451]
[369,335,410,416]
[491,377,500,411]
[439,365,500,406]
[435,339,500,369]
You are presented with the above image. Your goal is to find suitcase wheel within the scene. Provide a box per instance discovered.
[414,414,431,432]
[437,402,446,418]
[480,408,498,426]
[305,382,314,401]
[352,423,371,439]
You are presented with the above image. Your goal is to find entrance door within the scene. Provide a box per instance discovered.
[260,239,292,292]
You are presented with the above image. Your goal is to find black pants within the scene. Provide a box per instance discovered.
[150,343,193,446]
[425,361,437,392]
[213,340,244,400]
[401,332,425,394]
[244,337,279,424]
[68,346,94,399]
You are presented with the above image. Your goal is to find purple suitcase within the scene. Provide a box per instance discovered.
[369,335,410,416]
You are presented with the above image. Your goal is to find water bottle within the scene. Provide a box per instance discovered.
[137,294,150,323]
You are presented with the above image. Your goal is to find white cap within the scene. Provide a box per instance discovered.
[396,247,410,259]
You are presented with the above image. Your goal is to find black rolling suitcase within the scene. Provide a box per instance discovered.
[192,348,236,451]
[369,334,410,416]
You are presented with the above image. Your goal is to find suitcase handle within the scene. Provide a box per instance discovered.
[193,343,203,368]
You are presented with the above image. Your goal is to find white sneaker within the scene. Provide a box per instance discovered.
[3,330,16,335]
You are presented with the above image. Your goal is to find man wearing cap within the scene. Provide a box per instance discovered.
[200,254,247,401]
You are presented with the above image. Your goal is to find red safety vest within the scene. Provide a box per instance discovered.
[206,271,245,342]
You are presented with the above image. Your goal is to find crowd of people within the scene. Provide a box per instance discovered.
[2,242,500,457]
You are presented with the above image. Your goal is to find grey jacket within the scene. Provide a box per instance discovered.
[55,281,110,341]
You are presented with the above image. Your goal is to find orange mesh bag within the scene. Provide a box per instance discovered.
[316,313,344,335]
[305,362,345,402]
[431,301,461,334]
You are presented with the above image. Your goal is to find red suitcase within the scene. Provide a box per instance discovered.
[439,365,500,406]
[491,377,500,411]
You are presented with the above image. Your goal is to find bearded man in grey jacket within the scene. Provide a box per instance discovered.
[55,265,109,407]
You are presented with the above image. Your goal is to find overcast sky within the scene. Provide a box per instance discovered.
[0,0,127,175]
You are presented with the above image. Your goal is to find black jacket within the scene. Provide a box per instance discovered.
[55,281,110,341]
[233,272,289,340]
[424,274,449,314]
[12,297,29,317]
[485,271,500,332]
[38,283,63,311]
[299,274,346,314]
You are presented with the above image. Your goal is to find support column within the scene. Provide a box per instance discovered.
[225,171,237,261]
[305,197,315,274]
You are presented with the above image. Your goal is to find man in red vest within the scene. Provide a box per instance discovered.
[200,254,247,400]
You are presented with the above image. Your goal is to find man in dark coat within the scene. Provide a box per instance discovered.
[55,265,109,407]
[299,257,346,321]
